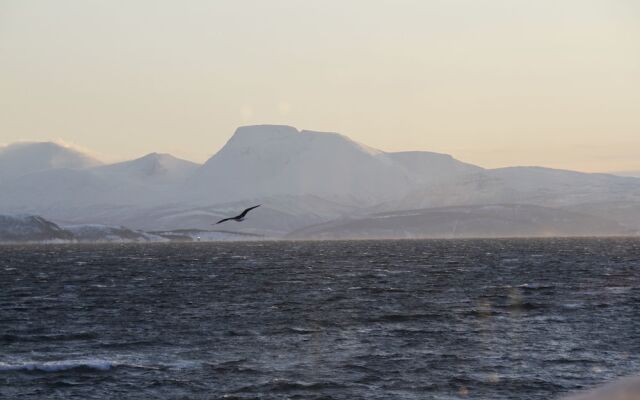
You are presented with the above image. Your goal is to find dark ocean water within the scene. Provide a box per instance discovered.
[1,239,640,400]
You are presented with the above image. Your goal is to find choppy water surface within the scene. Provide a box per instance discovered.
[1,239,640,399]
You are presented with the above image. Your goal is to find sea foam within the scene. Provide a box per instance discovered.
[0,359,116,372]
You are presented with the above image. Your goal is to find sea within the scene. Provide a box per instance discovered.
[1,238,639,399]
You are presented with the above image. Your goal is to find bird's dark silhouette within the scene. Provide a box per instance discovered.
[215,205,261,224]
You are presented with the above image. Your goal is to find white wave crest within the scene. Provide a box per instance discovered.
[0,359,116,372]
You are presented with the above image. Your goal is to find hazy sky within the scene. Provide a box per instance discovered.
[1,0,639,172]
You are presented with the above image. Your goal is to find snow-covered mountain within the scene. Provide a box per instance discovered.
[1,125,640,238]
[94,153,199,183]
[0,152,199,213]
[488,167,640,206]
[0,142,101,182]
[385,151,482,185]
[374,166,640,213]
[187,125,479,206]
[189,125,408,205]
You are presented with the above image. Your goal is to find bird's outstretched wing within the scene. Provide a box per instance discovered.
[237,204,261,218]
[214,205,260,225]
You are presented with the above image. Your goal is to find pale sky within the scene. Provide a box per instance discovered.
[1,0,639,172]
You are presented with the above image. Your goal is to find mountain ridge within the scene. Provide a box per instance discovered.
[94,152,200,182]
[2,125,640,238]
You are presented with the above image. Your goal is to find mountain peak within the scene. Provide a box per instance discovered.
[96,152,199,181]
[194,125,413,204]
[139,152,176,162]
[0,141,101,182]
[226,125,299,148]
[223,125,381,155]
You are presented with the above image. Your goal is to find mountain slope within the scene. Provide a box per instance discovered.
[88,195,361,235]
[488,167,640,206]
[95,153,199,183]
[0,142,101,182]
[0,153,199,214]
[563,201,640,231]
[385,151,482,184]
[188,125,478,206]
[189,125,409,204]
[62,224,163,242]
[612,170,640,178]
[376,166,640,212]
[0,214,74,242]
[0,213,167,243]
[289,204,631,239]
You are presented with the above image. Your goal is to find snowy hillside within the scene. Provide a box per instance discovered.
[0,214,73,242]
[488,167,640,206]
[385,151,482,184]
[612,170,640,178]
[563,201,640,231]
[61,195,360,236]
[289,204,631,239]
[0,142,101,182]
[0,153,198,212]
[94,153,199,183]
[374,166,640,213]
[62,224,164,242]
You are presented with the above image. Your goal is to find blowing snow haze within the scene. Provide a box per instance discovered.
[0,142,102,182]
[1,124,640,239]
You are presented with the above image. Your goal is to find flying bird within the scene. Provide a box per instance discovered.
[215,205,261,225]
